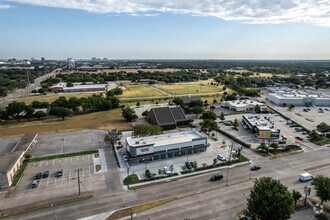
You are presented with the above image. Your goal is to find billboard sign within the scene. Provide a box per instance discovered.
[137,146,154,155]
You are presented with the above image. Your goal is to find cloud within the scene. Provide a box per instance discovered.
[0,4,14,9]
[7,0,330,26]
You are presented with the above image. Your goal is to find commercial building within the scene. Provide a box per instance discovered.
[0,133,38,188]
[148,106,188,127]
[221,100,267,112]
[68,58,75,69]
[267,90,330,106]
[242,114,280,139]
[125,129,208,163]
[50,82,106,93]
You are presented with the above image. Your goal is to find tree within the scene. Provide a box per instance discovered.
[200,119,218,132]
[0,86,8,96]
[202,111,217,120]
[66,82,73,87]
[142,110,149,118]
[233,119,239,128]
[292,190,302,207]
[202,163,207,168]
[35,110,47,120]
[169,164,174,174]
[310,129,321,141]
[133,124,162,137]
[6,101,26,122]
[173,97,183,106]
[49,107,71,120]
[24,105,34,120]
[122,107,138,122]
[257,142,268,153]
[254,104,261,113]
[158,169,162,176]
[288,104,295,110]
[0,110,9,124]
[311,175,330,205]
[213,99,217,104]
[316,122,330,136]
[213,158,217,165]
[189,100,203,108]
[247,177,294,220]
[136,102,140,107]
[37,88,46,94]
[270,142,279,151]
[193,161,197,168]
[67,97,82,114]
[220,112,225,120]
[52,96,68,108]
[210,105,216,111]
[203,100,209,108]
[191,106,204,118]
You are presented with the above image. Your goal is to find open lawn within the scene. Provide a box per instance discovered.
[157,82,222,95]
[0,109,132,138]
[119,84,166,98]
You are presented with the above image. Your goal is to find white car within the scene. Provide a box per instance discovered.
[217,154,226,161]
[274,114,280,116]
[163,167,171,175]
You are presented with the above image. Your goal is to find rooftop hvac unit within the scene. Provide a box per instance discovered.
[142,141,146,144]
[135,141,140,144]
[250,101,253,103]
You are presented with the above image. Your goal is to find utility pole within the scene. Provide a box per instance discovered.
[76,168,81,196]
[226,142,234,186]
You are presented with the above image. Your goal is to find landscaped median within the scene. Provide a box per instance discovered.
[0,194,92,218]
[216,128,251,148]
[30,150,98,162]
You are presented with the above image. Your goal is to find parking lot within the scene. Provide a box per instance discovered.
[29,129,108,157]
[14,154,105,196]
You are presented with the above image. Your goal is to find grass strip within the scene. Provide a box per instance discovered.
[10,161,29,187]
[107,197,177,220]
[30,150,98,162]
[268,151,302,160]
[124,174,140,185]
[305,118,314,122]
[304,162,330,171]
[0,195,92,218]
[295,113,302,117]
[217,128,251,148]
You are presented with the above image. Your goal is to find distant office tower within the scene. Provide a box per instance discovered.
[68,58,75,69]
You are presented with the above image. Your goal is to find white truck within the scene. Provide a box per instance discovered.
[299,173,313,182]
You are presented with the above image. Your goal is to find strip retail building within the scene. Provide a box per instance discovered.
[125,129,208,163]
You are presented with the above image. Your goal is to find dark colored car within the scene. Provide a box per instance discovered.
[185,162,192,169]
[261,110,269,114]
[302,131,309,135]
[145,170,151,178]
[250,165,261,171]
[35,173,42,179]
[42,171,49,178]
[210,174,223,181]
[296,136,304,141]
[31,179,39,188]
[56,169,63,178]
[278,140,286,144]
[190,162,195,168]
[303,109,308,112]
[223,121,232,126]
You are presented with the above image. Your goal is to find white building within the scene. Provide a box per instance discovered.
[68,58,75,69]
[267,90,330,106]
[242,114,280,139]
[50,82,106,93]
[221,100,267,112]
[125,129,208,163]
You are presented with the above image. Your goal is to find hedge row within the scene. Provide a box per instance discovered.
[217,128,251,148]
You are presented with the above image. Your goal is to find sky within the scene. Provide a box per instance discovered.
[0,0,330,60]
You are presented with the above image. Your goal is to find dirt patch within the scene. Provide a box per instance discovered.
[268,151,302,160]
[160,85,184,90]
[304,162,330,171]
[95,165,101,172]
[94,153,99,158]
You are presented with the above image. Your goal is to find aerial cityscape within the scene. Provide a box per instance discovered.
[0,1,330,220]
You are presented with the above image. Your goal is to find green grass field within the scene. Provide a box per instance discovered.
[120,85,167,98]
[158,82,222,95]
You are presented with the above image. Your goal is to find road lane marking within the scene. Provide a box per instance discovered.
[89,166,91,178]
[46,176,50,187]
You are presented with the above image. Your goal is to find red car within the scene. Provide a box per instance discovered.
[296,136,304,141]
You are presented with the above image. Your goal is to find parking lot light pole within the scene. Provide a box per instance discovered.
[226,142,234,186]
[75,168,81,196]
[61,138,65,155]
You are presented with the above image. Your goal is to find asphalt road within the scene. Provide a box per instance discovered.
[5,145,330,220]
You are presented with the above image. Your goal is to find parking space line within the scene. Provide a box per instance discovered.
[32,163,36,168]
[39,161,43,167]
[82,167,85,178]
[64,158,67,163]
[61,170,65,184]
[58,159,61,164]
[71,158,73,163]
[52,160,55,165]
[76,156,79,161]
[38,178,43,188]
[54,176,57,186]
[69,169,72,180]
[45,161,48,166]
[46,175,50,187]
[89,166,92,178]
[88,155,90,160]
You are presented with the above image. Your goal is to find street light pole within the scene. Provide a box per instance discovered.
[226,142,234,186]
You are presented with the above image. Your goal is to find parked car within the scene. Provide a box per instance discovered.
[295,128,303,132]
[307,108,311,111]
[325,108,329,111]
[250,165,261,171]
[261,110,269,114]
[56,169,63,178]
[210,174,223,181]
[318,110,324,113]
[42,171,49,178]
[185,162,192,169]
[278,140,286,144]
[34,173,42,180]
[302,131,309,135]
[303,109,308,112]
[163,167,171,175]
[290,124,298,127]
[279,119,284,122]
[123,155,128,162]
[296,136,304,141]
[31,179,39,188]
[281,136,287,140]
[190,162,195,168]
[145,170,151,178]
[223,121,232,126]
[243,125,248,130]
[299,173,313,182]
[274,114,280,116]
[217,154,226,161]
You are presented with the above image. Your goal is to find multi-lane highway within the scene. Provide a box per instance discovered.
[5,145,330,220]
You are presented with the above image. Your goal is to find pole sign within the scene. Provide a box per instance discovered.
[304,186,311,196]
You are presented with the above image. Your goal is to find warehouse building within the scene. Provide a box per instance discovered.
[221,100,267,112]
[50,82,107,93]
[148,106,189,127]
[0,133,38,188]
[242,114,280,139]
[267,90,330,106]
[125,129,208,163]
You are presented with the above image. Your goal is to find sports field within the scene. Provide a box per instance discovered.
[0,109,132,138]
[157,82,222,95]
[120,84,167,98]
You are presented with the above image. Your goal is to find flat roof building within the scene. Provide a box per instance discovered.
[221,100,267,112]
[126,129,208,163]
[267,90,330,106]
[50,82,106,93]
[242,114,280,139]
[148,106,188,127]
[0,133,38,188]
